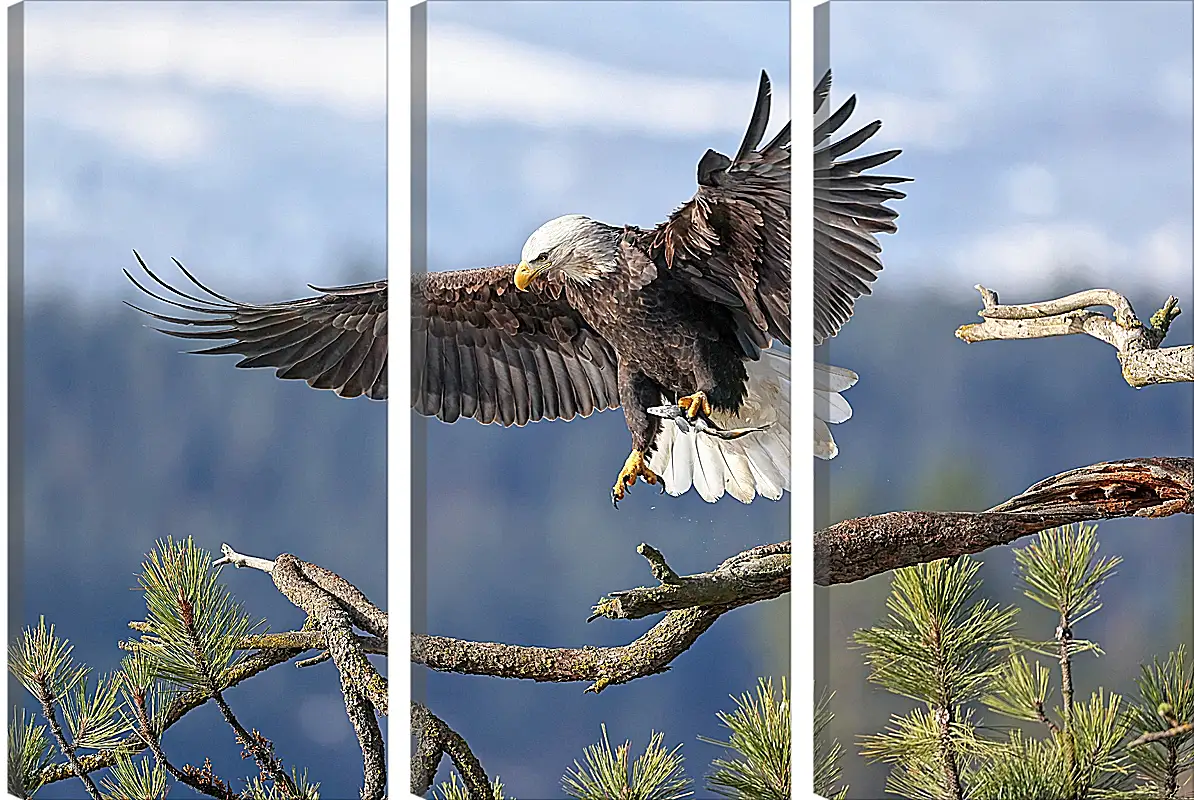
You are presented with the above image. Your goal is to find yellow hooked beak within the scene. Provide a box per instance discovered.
[514,259,544,291]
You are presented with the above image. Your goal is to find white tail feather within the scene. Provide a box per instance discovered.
[814,362,857,460]
[648,348,791,504]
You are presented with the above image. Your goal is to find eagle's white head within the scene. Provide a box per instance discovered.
[514,214,620,291]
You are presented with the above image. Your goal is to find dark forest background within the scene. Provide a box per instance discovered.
[15,279,1192,798]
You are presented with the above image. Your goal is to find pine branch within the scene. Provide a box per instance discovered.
[36,638,307,785]
[562,724,691,800]
[1126,649,1194,794]
[700,678,791,800]
[8,708,54,799]
[130,690,235,800]
[37,674,103,800]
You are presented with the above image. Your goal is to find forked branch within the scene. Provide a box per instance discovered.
[413,542,790,695]
[955,285,1193,387]
[415,457,1192,694]
[411,702,493,797]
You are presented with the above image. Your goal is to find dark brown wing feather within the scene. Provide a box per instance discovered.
[650,70,791,353]
[412,266,620,427]
[813,69,910,345]
[124,252,387,400]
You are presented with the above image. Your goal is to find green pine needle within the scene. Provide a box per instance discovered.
[1126,646,1194,791]
[8,617,87,703]
[116,652,176,740]
[100,755,169,800]
[435,772,511,800]
[854,557,1018,707]
[245,768,320,800]
[984,654,1054,724]
[699,677,792,800]
[1015,524,1120,626]
[1066,689,1132,794]
[61,671,130,751]
[562,724,692,800]
[968,730,1069,800]
[8,707,54,799]
[814,689,848,799]
[131,537,265,693]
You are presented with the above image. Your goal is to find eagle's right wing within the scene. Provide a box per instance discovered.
[412,266,619,426]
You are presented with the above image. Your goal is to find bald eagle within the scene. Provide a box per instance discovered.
[125,70,904,505]
[812,71,909,458]
[415,71,790,506]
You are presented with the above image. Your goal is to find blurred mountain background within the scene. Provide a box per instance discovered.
[13,0,1192,798]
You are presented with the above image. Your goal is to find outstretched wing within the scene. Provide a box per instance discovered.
[413,266,619,427]
[813,69,910,345]
[650,70,791,354]
[124,252,388,399]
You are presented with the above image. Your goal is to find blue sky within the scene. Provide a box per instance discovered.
[832,1,1193,297]
[20,0,1191,305]
[22,0,386,300]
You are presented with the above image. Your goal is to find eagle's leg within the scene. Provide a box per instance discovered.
[612,368,666,508]
[611,450,662,507]
[677,390,712,420]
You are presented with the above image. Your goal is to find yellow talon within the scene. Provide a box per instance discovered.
[677,391,711,420]
[611,449,663,508]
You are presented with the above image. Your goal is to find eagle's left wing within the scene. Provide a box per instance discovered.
[812,70,910,345]
[650,70,791,353]
[124,252,388,400]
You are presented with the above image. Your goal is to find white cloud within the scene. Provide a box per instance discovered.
[52,90,216,164]
[1157,61,1194,120]
[427,24,790,139]
[24,1,384,117]
[950,220,1191,292]
[857,93,967,150]
[1003,164,1058,218]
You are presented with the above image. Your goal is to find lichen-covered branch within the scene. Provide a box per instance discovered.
[238,630,387,656]
[815,458,1193,585]
[411,702,493,798]
[413,543,789,693]
[269,555,388,716]
[268,553,388,799]
[590,541,790,620]
[414,607,726,694]
[955,285,1193,387]
[417,458,1190,687]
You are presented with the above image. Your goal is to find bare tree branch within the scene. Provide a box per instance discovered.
[955,285,1192,387]
[590,542,790,621]
[815,458,1193,585]
[269,554,389,717]
[265,553,388,798]
[414,543,788,693]
[415,458,1191,689]
[411,702,493,798]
